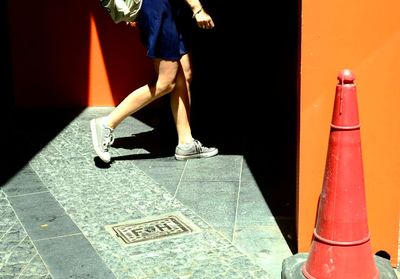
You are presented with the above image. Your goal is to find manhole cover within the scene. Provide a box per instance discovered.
[105,212,201,246]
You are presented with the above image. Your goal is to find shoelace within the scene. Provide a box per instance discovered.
[102,128,114,151]
[193,139,205,152]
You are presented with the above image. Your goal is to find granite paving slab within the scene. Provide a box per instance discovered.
[0,191,52,278]
[3,107,273,278]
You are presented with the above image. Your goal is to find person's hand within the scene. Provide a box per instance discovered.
[193,9,215,29]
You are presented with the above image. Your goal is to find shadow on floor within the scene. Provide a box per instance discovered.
[1,107,85,187]
[131,95,299,254]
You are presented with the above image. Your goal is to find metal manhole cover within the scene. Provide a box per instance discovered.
[105,212,201,246]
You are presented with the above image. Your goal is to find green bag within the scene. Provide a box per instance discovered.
[100,0,142,24]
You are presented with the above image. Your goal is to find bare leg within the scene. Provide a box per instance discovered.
[179,54,193,105]
[106,59,180,129]
[90,54,218,162]
[170,54,194,145]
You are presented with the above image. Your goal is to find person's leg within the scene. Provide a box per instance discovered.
[179,53,193,105]
[170,54,193,145]
[90,58,179,163]
[106,59,179,129]
[170,54,219,160]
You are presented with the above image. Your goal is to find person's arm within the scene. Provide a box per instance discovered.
[184,0,215,29]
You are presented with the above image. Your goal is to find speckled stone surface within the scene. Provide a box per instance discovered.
[0,192,52,278]
[1,108,279,278]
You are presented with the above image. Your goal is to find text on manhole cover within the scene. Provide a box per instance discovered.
[110,214,198,245]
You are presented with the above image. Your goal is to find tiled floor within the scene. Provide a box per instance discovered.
[1,107,294,279]
[1,107,398,279]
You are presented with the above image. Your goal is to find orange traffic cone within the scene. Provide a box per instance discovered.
[281,69,398,279]
[301,69,379,279]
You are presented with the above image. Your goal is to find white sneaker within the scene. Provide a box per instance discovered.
[175,139,218,160]
[90,118,115,163]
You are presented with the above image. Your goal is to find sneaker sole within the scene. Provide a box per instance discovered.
[90,119,111,163]
[175,149,219,161]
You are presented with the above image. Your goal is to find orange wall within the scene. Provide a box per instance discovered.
[298,0,400,267]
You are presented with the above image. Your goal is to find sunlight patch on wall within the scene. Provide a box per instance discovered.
[88,13,115,107]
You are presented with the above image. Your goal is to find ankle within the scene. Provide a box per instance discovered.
[178,138,194,146]
[102,116,114,130]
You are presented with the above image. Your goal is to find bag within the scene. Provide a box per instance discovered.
[100,0,142,24]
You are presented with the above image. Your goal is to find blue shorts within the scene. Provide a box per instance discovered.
[137,0,191,61]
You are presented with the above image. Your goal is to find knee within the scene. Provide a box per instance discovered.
[155,80,176,95]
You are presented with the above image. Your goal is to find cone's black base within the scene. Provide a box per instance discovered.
[281,253,307,279]
[281,253,398,279]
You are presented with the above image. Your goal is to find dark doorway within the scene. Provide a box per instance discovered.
[189,0,300,252]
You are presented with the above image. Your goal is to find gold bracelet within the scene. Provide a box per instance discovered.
[192,7,203,19]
